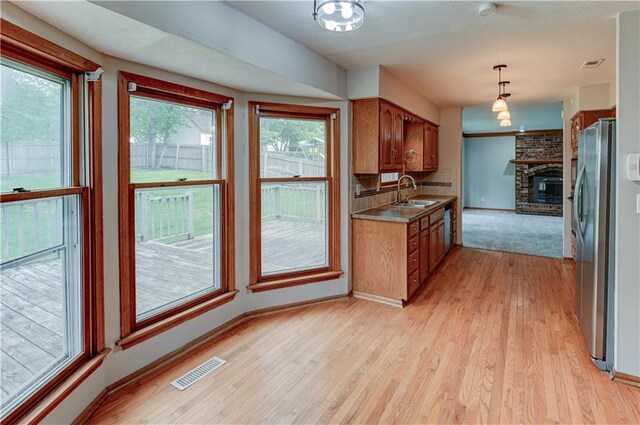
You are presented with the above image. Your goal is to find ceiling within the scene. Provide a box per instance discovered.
[462,101,563,134]
[13,1,341,99]
[228,1,637,107]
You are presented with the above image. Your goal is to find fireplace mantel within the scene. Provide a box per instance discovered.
[509,159,563,164]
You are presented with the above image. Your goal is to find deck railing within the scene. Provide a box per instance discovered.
[135,191,194,242]
[0,198,63,262]
[261,184,326,223]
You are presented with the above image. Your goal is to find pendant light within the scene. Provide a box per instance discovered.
[492,65,509,112]
[497,110,511,120]
[313,0,365,32]
[500,119,512,127]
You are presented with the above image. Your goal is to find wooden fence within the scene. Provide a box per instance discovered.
[1,142,61,176]
[130,144,216,172]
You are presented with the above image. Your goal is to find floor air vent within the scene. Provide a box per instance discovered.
[171,356,226,390]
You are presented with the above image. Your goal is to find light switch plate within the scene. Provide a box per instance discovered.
[637,194,640,214]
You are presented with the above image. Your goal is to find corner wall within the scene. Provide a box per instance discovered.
[463,136,516,210]
[614,8,640,378]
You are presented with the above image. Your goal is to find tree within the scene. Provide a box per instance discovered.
[0,65,62,143]
[130,97,204,169]
[260,118,325,154]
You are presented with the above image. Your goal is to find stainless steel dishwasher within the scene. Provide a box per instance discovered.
[444,204,452,254]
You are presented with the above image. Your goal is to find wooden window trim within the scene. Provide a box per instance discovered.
[117,72,235,347]
[116,290,239,349]
[0,20,104,424]
[248,101,341,292]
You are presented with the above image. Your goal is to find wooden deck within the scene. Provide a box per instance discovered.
[0,218,324,400]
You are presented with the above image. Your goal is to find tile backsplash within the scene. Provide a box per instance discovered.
[351,169,458,213]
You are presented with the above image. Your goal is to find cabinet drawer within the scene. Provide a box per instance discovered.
[420,215,430,231]
[408,268,420,298]
[408,248,419,275]
[408,221,420,239]
[429,207,445,223]
[408,235,419,254]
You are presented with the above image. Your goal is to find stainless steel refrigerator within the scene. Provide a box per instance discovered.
[573,118,616,371]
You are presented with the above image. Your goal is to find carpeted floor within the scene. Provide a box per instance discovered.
[462,209,563,258]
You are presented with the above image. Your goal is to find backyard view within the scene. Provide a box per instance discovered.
[0,61,83,416]
[259,117,329,276]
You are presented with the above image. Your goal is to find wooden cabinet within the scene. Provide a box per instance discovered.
[428,207,446,271]
[353,98,404,174]
[352,199,456,306]
[379,101,395,171]
[352,97,438,174]
[571,109,614,159]
[419,226,430,282]
[423,124,439,171]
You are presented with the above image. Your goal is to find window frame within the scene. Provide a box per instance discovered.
[248,102,342,292]
[117,72,237,348]
[0,18,106,424]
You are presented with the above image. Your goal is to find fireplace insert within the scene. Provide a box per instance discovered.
[532,175,563,204]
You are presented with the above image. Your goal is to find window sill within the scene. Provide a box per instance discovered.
[16,348,111,425]
[117,290,239,350]
[249,270,344,293]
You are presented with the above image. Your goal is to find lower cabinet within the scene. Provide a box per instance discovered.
[352,202,454,306]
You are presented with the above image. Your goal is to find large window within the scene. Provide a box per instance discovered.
[118,72,235,345]
[0,20,103,423]
[249,102,341,291]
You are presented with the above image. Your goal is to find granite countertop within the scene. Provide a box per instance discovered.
[351,195,457,223]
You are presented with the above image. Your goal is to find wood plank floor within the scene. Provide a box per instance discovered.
[87,248,640,424]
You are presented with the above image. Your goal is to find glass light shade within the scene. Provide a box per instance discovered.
[499,119,512,127]
[316,0,365,32]
[492,97,508,112]
[497,110,511,120]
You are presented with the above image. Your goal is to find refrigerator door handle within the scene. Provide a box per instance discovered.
[574,162,587,243]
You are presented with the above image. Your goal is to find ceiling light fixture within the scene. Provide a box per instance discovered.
[492,64,509,112]
[500,119,512,127]
[478,2,497,17]
[497,110,511,120]
[313,0,365,32]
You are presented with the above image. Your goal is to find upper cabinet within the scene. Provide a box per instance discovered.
[570,109,614,159]
[352,98,438,174]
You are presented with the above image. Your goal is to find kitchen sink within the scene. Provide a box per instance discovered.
[394,200,438,208]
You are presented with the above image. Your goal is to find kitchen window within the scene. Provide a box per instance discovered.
[0,20,104,423]
[248,102,342,291]
[117,72,236,347]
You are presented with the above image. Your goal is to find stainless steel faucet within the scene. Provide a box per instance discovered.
[396,175,417,203]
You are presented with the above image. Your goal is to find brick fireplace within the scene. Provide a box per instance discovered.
[514,132,563,216]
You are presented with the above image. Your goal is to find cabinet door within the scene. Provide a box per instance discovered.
[432,127,439,170]
[423,124,433,169]
[429,224,439,270]
[424,124,439,171]
[420,230,429,282]
[379,102,395,171]
[393,109,405,169]
[437,221,445,261]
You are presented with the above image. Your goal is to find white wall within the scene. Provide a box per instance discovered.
[345,65,441,125]
[1,6,351,423]
[614,9,640,378]
[439,107,463,241]
[463,137,516,210]
[379,66,441,125]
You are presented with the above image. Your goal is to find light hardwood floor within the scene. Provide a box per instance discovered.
[88,247,640,424]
